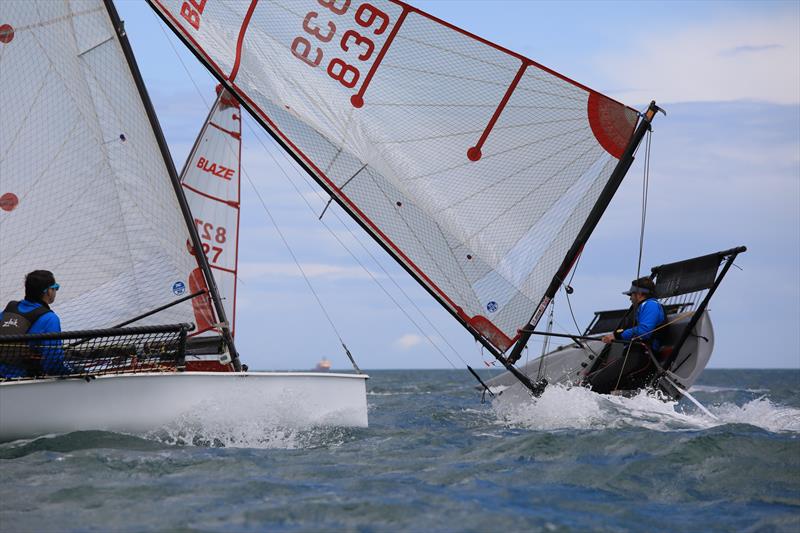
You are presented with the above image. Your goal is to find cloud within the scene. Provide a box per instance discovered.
[393,333,425,350]
[238,261,377,281]
[597,13,800,104]
[719,44,782,57]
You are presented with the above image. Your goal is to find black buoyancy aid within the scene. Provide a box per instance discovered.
[1,301,51,335]
[0,301,52,374]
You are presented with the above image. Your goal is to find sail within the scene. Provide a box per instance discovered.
[180,86,242,336]
[149,0,639,352]
[0,0,206,331]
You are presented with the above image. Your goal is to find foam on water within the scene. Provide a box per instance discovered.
[711,396,800,433]
[145,414,354,449]
[141,393,356,449]
[492,383,800,433]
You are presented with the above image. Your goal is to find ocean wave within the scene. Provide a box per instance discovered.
[491,384,800,434]
[691,384,770,394]
[142,400,359,449]
[711,397,800,433]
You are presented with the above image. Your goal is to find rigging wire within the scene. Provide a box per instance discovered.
[637,129,652,279]
[240,168,352,355]
[613,127,654,391]
[256,131,468,364]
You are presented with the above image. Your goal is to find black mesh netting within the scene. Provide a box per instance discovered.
[652,253,722,299]
[0,323,190,380]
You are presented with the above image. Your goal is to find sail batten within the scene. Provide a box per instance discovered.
[149,0,638,353]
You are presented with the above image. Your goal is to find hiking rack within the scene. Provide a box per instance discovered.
[0,323,192,381]
[652,246,746,374]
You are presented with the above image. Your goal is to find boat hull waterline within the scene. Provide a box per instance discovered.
[0,372,369,441]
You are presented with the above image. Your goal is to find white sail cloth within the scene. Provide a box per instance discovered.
[0,1,199,330]
[150,0,638,351]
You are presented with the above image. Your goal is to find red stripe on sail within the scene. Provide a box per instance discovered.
[350,6,409,109]
[209,121,241,140]
[468,61,527,162]
[182,182,239,207]
[210,264,236,275]
[229,0,258,82]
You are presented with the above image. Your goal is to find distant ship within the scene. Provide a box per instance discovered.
[314,358,332,372]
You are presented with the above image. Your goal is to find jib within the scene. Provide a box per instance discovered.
[197,157,235,180]
[181,0,207,31]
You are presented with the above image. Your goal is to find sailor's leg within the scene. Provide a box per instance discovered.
[616,345,655,391]
[585,344,650,394]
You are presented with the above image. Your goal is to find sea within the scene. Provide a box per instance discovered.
[1,369,798,532]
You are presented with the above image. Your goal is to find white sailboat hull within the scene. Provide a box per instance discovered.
[0,372,368,442]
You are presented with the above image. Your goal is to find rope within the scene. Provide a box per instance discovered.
[631,310,693,341]
[536,302,554,380]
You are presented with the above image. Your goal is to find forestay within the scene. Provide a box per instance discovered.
[149,0,638,352]
[179,86,242,336]
[0,1,209,331]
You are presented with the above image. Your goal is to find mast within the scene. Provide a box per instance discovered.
[507,101,663,365]
[104,0,242,370]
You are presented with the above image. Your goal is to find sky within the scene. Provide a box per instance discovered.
[114,0,799,370]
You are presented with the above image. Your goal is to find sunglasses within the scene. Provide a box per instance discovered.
[44,283,60,292]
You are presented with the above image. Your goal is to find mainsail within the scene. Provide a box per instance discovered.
[148,0,641,356]
[179,86,242,336]
[0,0,212,331]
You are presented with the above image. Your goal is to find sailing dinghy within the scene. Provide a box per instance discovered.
[146,0,725,398]
[0,0,367,442]
[483,247,747,398]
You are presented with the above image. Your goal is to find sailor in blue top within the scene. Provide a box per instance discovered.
[0,270,71,378]
[586,277,665,394]
[602,278,665,352]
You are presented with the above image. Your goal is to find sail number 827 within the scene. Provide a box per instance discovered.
[187,218,227,263]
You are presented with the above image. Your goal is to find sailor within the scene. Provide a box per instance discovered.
[0,270,70,378]
[586,277,665,394]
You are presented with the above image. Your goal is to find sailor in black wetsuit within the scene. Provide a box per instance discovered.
[585,277,665,394]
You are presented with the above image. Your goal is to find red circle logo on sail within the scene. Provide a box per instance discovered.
[0,192,19,212]
[587,92,638,159]
[0,24,14,44]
